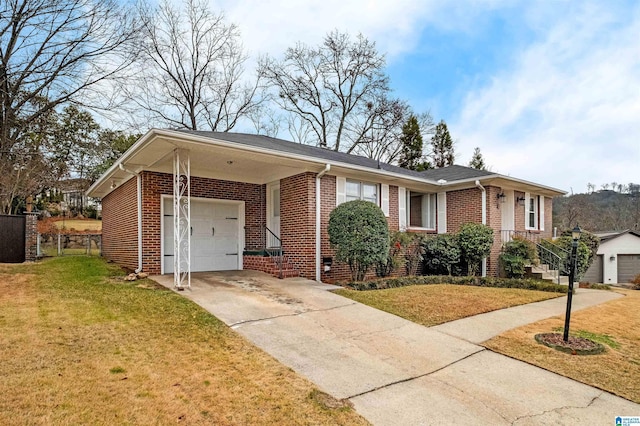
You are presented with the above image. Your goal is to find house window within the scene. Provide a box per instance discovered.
[408,192,436,229]
[526,194,538,230]
[346,180,378,204]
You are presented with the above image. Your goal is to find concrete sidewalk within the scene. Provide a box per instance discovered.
[431,288,623,344]
[153,272,639,425]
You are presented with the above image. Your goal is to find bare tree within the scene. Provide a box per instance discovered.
[125,0,261,131]
[259,30,391,153]
[351,97,410,162]
[0,0,138,213]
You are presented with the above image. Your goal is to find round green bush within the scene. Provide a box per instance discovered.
[328,200,389,281]
[457,223,494,276]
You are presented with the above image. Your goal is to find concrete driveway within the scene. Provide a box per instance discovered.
[153,271,639,425]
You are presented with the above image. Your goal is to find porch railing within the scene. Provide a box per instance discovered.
[245,225,283,279]
[500,230,543,244]
[501,229,569,284]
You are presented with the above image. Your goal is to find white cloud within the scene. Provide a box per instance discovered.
[211,0,432,59]
[451,2,640,193]
[210,0,515,60]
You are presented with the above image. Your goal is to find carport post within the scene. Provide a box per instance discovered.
[173,149,191,290]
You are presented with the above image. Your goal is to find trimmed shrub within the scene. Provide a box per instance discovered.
[345,275,569,293]
[560,229,600,272]
[457,223,494,276]
[328,200,389,282]
[499,237,538,278]
[376,231,414,277]
[421,234,461,275]
[550,236,591,280]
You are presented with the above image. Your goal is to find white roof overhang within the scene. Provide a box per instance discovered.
[88,129,566,199]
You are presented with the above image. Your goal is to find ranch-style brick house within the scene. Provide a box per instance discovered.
[87,129,565,285]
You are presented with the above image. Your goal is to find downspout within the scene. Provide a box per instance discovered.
[119,164,143,273]
[475,180,487,277]
[315,164,331,281]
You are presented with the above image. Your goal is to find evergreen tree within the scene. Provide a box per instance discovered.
[431,120,455,168]
[468,147,487,170]
[398,115,423,170]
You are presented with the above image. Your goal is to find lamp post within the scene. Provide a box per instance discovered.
[563,224,582,342]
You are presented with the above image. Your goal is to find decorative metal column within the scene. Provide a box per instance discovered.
[173,149,191,290]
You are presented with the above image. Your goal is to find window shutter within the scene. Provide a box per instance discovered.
[381,184,389,216]
[437,192,447,234]
[336,177,346,206]
[524,192,531,229]
[398,187,407,230]
[539,196,545,231]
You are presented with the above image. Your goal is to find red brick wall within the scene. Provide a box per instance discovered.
[318,178,403,284]
[486,186,503,276]
[139,171,265,274]
[102,176,138,271]
[280,172,316,279]
[388,186,399,231]
[446,188,482,233]
[543,196,553,237]
[514,190,526,232]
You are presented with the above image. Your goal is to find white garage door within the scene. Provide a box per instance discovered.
[618,254,640,283]
[163,198,241,273]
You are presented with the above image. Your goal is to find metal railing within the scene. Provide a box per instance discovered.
[500,230,544,244]
[245,225,284,279]
[539,239,572,276]
[501,230,570,284]
[536,243,562,284]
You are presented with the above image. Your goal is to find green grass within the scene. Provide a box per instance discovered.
[552,327,620,349]
[0,257,367,425]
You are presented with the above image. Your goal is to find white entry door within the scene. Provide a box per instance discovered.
[163,198,240,273]
[266,182,280,247]
[501,189,515,240]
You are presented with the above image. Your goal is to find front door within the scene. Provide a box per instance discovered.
[501,189,515,241]
[266,182,280,247]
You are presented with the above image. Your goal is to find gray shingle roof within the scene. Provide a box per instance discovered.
[176,130,492,182]
[419,164,495,181]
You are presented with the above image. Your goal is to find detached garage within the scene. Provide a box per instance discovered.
[583,230,640,284]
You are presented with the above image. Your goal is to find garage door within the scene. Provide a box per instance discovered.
[163,198,241,273]
[618,254,640,283]
[582,254,603,283]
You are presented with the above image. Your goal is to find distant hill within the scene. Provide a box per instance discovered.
[553,188,639,233]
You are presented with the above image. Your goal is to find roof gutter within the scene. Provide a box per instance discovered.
[316,164,331,282]
[119,163,143,274]
[475,180,487,278]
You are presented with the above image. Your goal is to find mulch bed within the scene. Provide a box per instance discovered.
[535,332,605,355]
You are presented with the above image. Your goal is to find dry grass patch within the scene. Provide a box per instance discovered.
[334,284,561,327]
[484,289,640,403]
[0,257,367,425]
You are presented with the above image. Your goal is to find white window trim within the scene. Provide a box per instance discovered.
[398,187,407,230]
[525,192,539,230]
[539,196,545,231]
[345,179,379,205]
[437,192,447,234]
[407,191,437,231]
[381,184,389,217]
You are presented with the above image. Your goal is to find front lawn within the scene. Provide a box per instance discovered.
[484,289,640,403]
[0,257,366,425]
[334,284,561,327]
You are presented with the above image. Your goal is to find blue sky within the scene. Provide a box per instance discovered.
[202,0,640,193]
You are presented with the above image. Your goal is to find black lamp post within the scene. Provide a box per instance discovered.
[563,224,582,342]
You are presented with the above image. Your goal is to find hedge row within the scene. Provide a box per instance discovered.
[346,275,571,293]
